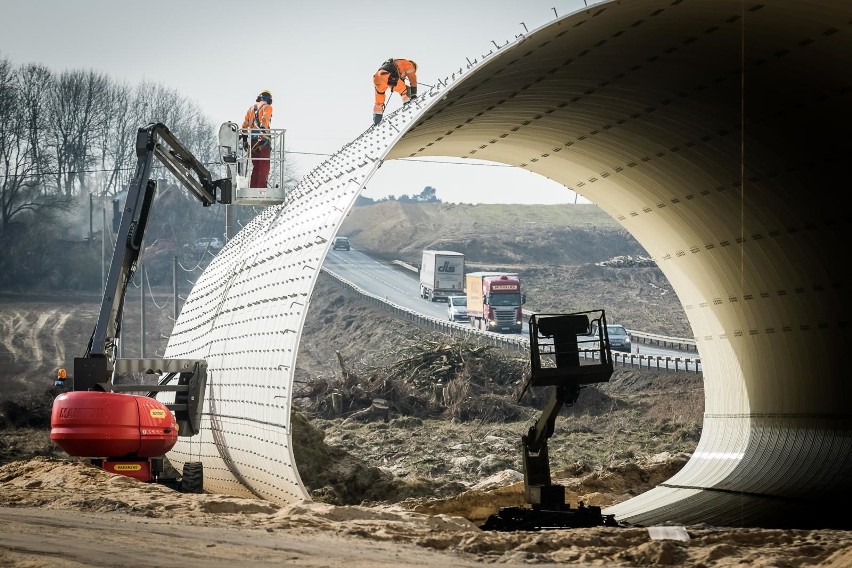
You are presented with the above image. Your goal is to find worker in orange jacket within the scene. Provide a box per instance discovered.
[373,58,418,126]
[242,89,273,188]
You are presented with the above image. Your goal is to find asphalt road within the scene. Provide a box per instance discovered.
[322,247,692,361]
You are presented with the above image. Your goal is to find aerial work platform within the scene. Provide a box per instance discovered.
[218,122,287,206]
[482,311,619,531]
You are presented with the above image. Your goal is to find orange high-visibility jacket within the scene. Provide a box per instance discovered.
[373,58,418,114]
[242,100,273,143]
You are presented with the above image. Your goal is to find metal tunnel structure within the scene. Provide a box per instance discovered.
[164,0,852,528]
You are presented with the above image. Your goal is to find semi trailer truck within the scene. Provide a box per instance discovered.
[466,272,525,333]
[419,250,465,301]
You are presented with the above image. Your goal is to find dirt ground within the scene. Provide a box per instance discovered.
[2,202,850,566]
[2,456,852,567]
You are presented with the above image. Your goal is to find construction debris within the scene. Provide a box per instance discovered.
[295,334,533,422]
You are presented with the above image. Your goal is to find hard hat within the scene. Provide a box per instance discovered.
[260,89,272,98]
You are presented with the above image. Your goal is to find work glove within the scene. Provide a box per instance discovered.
[373,113,383,126]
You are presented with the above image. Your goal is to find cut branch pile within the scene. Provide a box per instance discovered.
[294,334,534,422]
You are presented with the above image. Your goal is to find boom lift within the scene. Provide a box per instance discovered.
[50,122,282,491]
[481,311,621,531]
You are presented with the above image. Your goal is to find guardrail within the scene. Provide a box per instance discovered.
[391,259,419,273]
[628,330,697,353]
[321,267,702,374]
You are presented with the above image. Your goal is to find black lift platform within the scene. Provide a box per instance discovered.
[481,311,620,531]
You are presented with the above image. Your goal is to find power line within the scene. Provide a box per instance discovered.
[397,157,512,167]
[2,151,512,180]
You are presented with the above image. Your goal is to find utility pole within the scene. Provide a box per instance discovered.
[101,203,107,295]
[89,193,94,243]
[225,204,234,242]
[173,255,179,322]
[141,264,146,357]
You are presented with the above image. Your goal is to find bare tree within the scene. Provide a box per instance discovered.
[43,69,110,197]
[0,53,303,292]
[97,79,136,198]
[0,57,71,234]
[16,63,54,181]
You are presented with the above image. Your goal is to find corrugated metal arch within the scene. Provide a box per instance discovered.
[165,0,852,528]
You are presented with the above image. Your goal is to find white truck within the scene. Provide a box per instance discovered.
[419,250,465,302]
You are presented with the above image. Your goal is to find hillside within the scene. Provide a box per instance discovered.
[340,202,644,268]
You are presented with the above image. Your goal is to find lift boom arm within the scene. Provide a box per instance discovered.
[481,312,619,531]
[75,123,232,391]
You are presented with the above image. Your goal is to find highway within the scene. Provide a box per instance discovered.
[323,249,434,315]
[323,247,694,361]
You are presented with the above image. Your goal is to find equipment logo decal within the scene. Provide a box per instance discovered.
[113,464,142,471]
[150,408,167,419]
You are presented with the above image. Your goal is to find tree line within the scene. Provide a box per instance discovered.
[0,52,436,294]
[0,55,270,292]
[355,186,441,206]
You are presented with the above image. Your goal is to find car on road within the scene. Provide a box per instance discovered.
[447,295,468,322]
[332,236,351,251]
[590,322,632,353]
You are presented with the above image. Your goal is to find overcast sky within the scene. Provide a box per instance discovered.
[0,0,597,204]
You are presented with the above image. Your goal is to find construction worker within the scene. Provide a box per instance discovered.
[372,58,418,126]
[242,89,273,188]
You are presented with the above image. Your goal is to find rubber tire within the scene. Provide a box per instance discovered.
[181,462,204,494]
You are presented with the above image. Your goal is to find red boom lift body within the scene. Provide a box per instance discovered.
[50,123,234,490]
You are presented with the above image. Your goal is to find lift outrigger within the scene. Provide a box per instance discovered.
[50,122,286,491]
[481,311,621,531]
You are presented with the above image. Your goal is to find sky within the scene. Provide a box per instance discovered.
[0,0,597,204]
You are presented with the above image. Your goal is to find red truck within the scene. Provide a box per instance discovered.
[466,272,525,333]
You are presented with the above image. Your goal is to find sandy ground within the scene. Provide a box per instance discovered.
[2,458,852,567]
[3,285,851,567]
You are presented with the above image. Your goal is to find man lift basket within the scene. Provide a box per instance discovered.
[218,122,287,206]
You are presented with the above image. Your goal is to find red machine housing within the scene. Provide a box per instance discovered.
[50,391,178,458]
